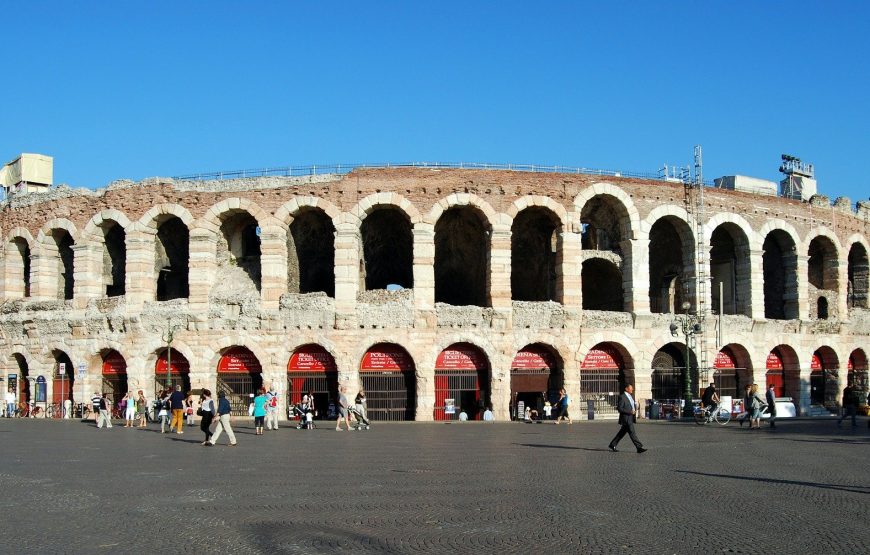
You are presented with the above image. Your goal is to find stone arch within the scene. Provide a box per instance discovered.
[199,201,269,295]
[573,183,641,240]
[806,231,840,299]
[349,192,423,226]
[433,203,493,307]
[811,345,840,408]
[707,216,753,316]
[4,228,35,299]
[81,209,133,240]
[847,235,869,309]
[198,198,271,235]
[82,210,131,298]
[274,196,342,230]
[138,203,195,231]
[507,196,568,231]
[205,337,272,373]
[760,222,801,320]
[426,193,501,228]
[581,256,623,311]
[359,205,414,291]
[511,205,561,302]
[644,207,695,314]
[284,205,336,296]
[713,343,754,398]
[36,219,80,244]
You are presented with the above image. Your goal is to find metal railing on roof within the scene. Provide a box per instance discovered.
[172,161,716,186]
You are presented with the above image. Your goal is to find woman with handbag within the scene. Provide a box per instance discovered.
[198,389,215,445]
[749,383,767,429]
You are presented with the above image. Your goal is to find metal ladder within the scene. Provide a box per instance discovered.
[684,146,710,383]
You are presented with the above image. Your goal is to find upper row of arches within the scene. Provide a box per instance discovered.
[3,185,869,319]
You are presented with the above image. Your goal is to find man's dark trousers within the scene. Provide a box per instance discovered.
[609,392,644,451]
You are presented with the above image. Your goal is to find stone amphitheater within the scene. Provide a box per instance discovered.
[1,165,867,421]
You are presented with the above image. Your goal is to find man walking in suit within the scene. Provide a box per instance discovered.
[608,384,647,453]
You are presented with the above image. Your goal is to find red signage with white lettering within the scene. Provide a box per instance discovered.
[766,350,783,370]
[512,346,557,370]
[155,349,190,375]
[102,351,127,375]
[811,353,823,372]
[435,343,488,371]
[361,344,413,372]
[714,349,737,369]
[581,345,623,369]
[288,345,337,373]
[217,347,262,374]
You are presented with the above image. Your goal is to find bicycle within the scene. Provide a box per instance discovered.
[693,404,731,425]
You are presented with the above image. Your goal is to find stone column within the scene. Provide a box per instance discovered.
[333,224,360,329]
[489,226,512,330]
[187,230,217,317]
[560,228,583,312]
[798,365,812,415]
[836,256,849,320]
[71,243,102,308]
[623,239,650,314]
[29,252,53,301]
[793,254,809,320]
[259,227,287,311]
[412,224,435,326]
[748,248,766,320]
[415,365,434,422]
[2,243,26,300]
[124,228,155,311]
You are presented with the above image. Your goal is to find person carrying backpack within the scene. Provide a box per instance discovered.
[264,386,280,431]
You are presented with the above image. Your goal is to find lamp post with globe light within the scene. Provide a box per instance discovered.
[670,301,703,417]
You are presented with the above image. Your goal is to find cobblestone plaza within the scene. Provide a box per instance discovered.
[0,418,866,553]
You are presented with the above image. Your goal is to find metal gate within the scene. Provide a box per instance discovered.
[360,371,415,421]
[218,373,262,416]
[154,374,191,399]
[102,375,128,408]
[651,367,698,402]
[287,372,338,421]
[712,368,742,399]
[510,368,554,420]
[579,369,623,416]
[434,370,488,421]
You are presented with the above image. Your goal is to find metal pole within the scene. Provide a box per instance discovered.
[683,304,693,417]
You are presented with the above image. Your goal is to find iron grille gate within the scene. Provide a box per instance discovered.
[287,372,338,421]
[579,369,623,416]
[218,373,262,416]
[102,375,128,408]
[153,375,191,399]
[510,368,553,420]
[360,371,416,421]
[434,370,488,421]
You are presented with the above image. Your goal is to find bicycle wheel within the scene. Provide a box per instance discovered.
[693,409,707,425]
[714,407,731,425]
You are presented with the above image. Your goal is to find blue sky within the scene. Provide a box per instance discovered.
[3,1,868,201]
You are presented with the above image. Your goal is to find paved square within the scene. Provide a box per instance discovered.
[0,417,866,553]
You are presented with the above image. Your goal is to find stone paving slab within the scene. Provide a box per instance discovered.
[0,418,867,554]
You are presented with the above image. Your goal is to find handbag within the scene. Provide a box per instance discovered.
[196,407,204,417]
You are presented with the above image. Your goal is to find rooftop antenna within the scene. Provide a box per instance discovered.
[779,154,816,200]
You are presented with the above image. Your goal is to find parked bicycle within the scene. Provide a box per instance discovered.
[693,404,731,425]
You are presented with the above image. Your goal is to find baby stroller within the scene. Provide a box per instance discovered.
[349,405,370,430]
[292,403,316,430]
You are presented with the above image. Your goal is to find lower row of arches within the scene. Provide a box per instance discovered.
[7,342,868,420]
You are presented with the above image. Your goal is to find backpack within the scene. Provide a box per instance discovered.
[269,396,277,408]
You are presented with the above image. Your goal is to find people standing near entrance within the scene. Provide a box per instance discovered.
[264,386,279,431]
[837,383,858,427]
[554,388,571,424]
[169,385,185,434]
[738,384,752,427]
[97,393,113,429]
[608,384,646,453]
[749,384,766,429]
[157,388,171,433]
[124,391,136,427]
[766,384,777,428]
[198,389,215,445]
[354,388,368,426]
[91,392,102,424]
[5,388,15,418]
[252,388,267,435]
[184,392,195,426]
[336,386,351,431]
[136,390,147,428]
[208,391,237,446]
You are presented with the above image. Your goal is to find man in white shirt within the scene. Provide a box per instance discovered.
[5,389,16,417]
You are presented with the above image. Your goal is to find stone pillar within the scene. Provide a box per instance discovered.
[415,366,434,422]
[794,254,809,320]
[412,224,435,326]
[2,242,26,300]
[623,239,650,314]
[489,352,511,421]
[259,227,287,311]
[29,252,53,301]
[333,224,360,329]
[836,256,849,320]
[748,248,766,320]
[124,228,155,310]
[798,365,812,414]
[560,229,583,311]
[72,243,102,308]
[187,230,217,316]
[489,226,512,310]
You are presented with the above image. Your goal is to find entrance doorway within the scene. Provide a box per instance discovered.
[154,348,191,397]
[217,347,263,415]
[510,344,560,420]
[434,343,490,421]
[101,350,128,412]
[360,343,416,421]
[287,345,338,422]
[580,344,627,417]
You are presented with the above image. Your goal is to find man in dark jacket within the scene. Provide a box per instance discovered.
[837,384,857,427]
[608,384,647,453]
[766,384,777,428]
[207,391,236,446]
[169,385,186,434]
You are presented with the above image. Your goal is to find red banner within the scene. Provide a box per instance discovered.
[361,344,413,372]
[811,353,822,372]
[435,343,487,371]
[218,347,262,374]
[512,346,557,370]
[714,349,737,369]
[766,350,783,370]
[102,351,127,375]
[581,345,622,369]
[288,345,337,373]
[155,349,190,375]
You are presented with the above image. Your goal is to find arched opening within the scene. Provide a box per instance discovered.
[361,208,413,291]
[847,349,868,403]
[762,230,798,319]
[155,217,189,301]
[12,353,29,404]
[50,230,75,300]
[7,238,31,298]
[711,346,743,401]
[287,344,338,421]
[649,217,692,314]
[811,347,839,409]
[102,222,126,297]
[651,343,698,410]
[360,343,416,421]
[154,348,191,397]
[808,236,839,320]
[511,207,559,302]
[847,243,868,309]
[581,258,623,311]
[101,350,128,410]
[51,350,75,406]
[434,207,490,307]
[710,224,750,316]
[216,212,261,293]
[817,297,829,320]
[580,343,631,417]
[288,209,335,296]
[510,344,562,420]
[580,195,627,253]
[765,346,800,403]
[434,343,490,420]
[217,346,263,416]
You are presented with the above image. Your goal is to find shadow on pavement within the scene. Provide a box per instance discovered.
[512,443,582,450]
[674,469,870,495]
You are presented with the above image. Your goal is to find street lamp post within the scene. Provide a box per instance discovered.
[670,301,703,417]
[155,318,182,391]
